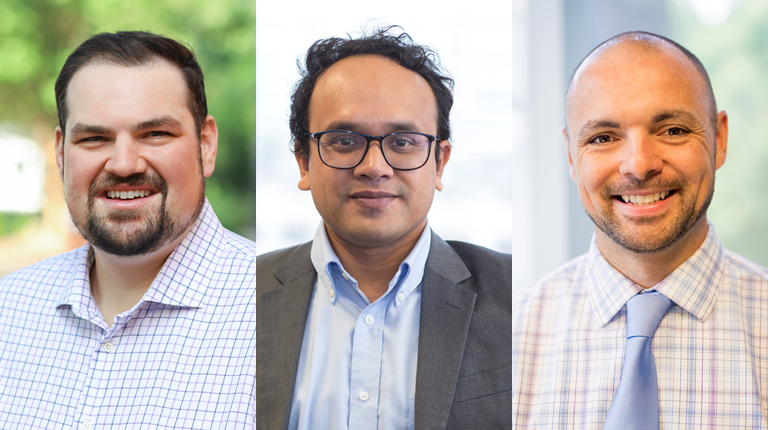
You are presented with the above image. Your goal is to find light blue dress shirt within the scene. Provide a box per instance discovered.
[288,221,431,430]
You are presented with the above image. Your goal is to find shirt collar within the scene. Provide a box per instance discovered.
[55,199,223,313]
[587,221,725,326]
[55,244,99,320]
[310,220,431,306]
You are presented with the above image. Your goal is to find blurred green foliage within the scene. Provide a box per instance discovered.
[0,213,38,236]
[0,0,255,238]
[674,0,768,266]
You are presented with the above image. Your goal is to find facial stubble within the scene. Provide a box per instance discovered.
[585,175,715,254]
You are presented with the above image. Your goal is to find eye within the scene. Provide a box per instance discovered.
[392,138,414,148]
[147,131,170,137]
[76,135,106,144]
[588,134,613,144]
[664,127,689,136]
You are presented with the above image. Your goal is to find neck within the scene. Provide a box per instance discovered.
[325,221,426,303]
[595,218,709,289]
[89,227,191,327]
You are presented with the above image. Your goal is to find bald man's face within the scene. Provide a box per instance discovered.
[564,45,728,254]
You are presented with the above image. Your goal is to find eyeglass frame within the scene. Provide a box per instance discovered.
[304,130,440,171]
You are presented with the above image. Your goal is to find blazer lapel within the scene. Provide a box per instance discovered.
[414,232,475,429]
[256,243,316,430]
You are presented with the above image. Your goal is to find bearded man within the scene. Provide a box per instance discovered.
[0,31,255,428]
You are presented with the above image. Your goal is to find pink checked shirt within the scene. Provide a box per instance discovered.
[514,223,768,429]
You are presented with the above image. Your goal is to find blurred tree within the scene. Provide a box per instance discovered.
[674,0,768,266]
[0,0,255,238]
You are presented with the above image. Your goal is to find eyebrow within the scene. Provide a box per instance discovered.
[651,110,701,126]
[69,123,113,136]
[68,116,184,138]
[575,110,704,141]
[135,116,183,132]
[323,121,421,134]
[576,120,621,141]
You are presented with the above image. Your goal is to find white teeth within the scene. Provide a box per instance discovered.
[106,190,152,200]
[621,191,670,206]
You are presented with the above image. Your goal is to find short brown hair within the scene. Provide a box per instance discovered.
[55,31,207,137]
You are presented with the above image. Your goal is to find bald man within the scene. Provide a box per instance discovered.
[513,31,768,428]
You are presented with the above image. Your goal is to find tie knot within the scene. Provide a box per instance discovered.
[625,291,672,338]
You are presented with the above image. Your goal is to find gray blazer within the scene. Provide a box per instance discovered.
[256,231,511,429]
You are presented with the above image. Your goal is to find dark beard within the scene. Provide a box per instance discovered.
[79,172,182,257]
[84,192,175,256]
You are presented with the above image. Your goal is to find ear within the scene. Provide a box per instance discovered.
[55,126,65,182]
[296,140,311,191]
[714,110,728,170]
[200,115,218,177]
[563,128,577,181]
[435,140,451,192]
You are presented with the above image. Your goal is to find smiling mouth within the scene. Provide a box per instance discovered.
[615,190,674,206]
[106,190,154,200]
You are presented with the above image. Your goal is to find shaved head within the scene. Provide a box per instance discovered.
[565,31,717,139]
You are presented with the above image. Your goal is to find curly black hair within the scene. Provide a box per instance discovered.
[290,26,454,161]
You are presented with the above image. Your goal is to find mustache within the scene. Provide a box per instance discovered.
[87,172,168,202]
[604,177,686,196]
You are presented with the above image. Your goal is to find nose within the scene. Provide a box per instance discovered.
[103,135,148,177]
[354,140,393,180]
[619,131,663,180]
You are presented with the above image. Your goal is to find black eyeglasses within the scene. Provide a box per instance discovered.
[305,130,439,170]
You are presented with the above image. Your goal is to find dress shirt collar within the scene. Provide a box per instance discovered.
[55,199,223,313]
[310,220,431,306]
[587,220,725,326]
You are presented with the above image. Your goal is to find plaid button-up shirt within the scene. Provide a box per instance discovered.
[0,200,255,428]
[514,223,768,429]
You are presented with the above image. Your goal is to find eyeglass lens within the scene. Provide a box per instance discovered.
[318,132,431,169]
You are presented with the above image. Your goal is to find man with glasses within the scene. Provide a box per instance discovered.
[256,27,511,429]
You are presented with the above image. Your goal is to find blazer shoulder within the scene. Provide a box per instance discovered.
[256,241,314,290]
[256,243,304,267]
[444,240,512,281]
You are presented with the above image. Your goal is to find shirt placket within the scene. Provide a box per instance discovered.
[348,298,387,430]
[73,321,123,430]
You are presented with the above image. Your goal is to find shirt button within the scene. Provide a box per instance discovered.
[364,315,374,325]
[342,272,350,280]
[82,421,93,430]
[358,391,369,401]
[329,288,335,299]
[397,292,405,301]
[103,342,115,353]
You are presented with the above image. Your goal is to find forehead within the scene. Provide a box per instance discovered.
[65,60,191,130]
[308,55,437,130]
[567,44,709,128]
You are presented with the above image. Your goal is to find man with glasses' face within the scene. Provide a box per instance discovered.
[256,27,511,429]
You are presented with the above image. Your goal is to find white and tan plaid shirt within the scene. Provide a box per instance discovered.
[514,222,768,429]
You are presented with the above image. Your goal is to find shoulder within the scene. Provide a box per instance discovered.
[0,246,86,312]
[513,254,588,315]
[256,241,313,289]
[256,242,311,269]
[721,248,768,286]
[0,246,84,290]
[444,240,511,282]
[219,228,258,260]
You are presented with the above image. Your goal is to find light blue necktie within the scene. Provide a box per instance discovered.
[604,291,672,430]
